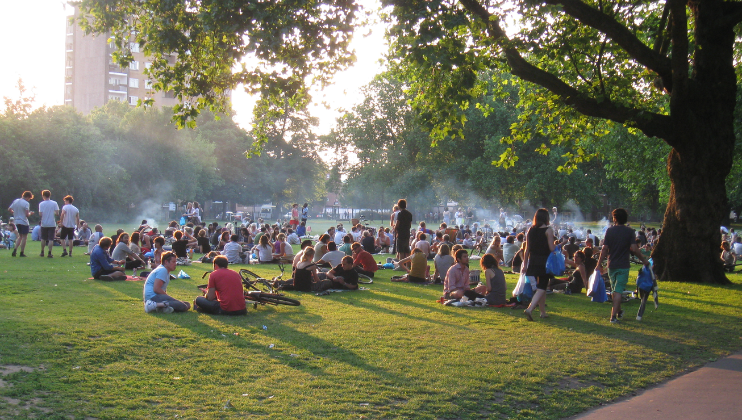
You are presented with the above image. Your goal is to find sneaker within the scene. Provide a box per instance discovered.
[618,309,624,319]
[11,249,16,257]
[47,253,53,258]
[61,250,68,257]
[99,275,115,281]
[19,253,26,257]
[144,300,158,313]
[610,318,619,324]
[160,306,175,314]
[40,252,44,257]
[636,316,642,321]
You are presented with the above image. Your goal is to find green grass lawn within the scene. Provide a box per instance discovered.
[1,229,742,419]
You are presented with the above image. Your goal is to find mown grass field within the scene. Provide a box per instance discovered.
[1,219,741,419]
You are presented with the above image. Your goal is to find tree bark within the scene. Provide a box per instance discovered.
[652,0,736,284]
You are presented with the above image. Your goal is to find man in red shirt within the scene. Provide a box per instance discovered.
[351,242,378,278]
[194,256,247,315]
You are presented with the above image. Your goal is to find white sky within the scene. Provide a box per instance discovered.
[0,0,386,135]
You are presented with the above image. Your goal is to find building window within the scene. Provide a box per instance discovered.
[145,62,152,69]
[144,79,153,89]
[130,42,140,53]
[129,78,139,88]
[128,96,138,105]
[130,61,139,71]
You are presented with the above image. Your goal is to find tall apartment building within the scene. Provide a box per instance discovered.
[64,9,179,114]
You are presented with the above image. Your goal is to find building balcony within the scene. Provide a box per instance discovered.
[108,86,127,94]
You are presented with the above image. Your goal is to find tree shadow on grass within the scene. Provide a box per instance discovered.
[159,314,412,399]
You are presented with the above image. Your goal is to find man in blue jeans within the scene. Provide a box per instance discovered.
[598,208,650,324]
[143,252,191,313]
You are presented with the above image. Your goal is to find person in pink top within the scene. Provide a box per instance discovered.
[444,249,479,300]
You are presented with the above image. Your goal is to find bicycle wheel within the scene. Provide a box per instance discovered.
[259,293,301,306]
[357,274,373,284]
[239,269,260,282]
[254,279,275,294]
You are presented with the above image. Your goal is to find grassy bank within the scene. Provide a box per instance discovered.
[0,228,741,419]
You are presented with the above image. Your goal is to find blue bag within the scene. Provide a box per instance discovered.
[518,276,535,303]
[587,270,607,303]
[179,216,187,225]
[636,265,654,292]
[546,246,565,276]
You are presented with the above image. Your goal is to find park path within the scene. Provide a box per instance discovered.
[572,350,742,420]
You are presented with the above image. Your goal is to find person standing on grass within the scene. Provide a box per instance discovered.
[59,195,79,257]
[38,190,59,258]
[598,208,650,324]
[395,199,413,262]
[143,251,191,313]
[523,208,556,321]
[8,191,34,257]
[301,203,309,224]
[193,255,247,315]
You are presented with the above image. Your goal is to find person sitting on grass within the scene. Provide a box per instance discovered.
[287,228,301,245]
[111,232,146,273]
[474,253,507,305]
[392,248,430,283]
[433,244,455,284]
[548,250,588,294]
[317,241,345,268]
[143,251,191,313]
[274,247,322,291]
[352,242,379,278]
[361,230,377,254]
[563,236,580,260]
[376,227,391,253]
[197,229,211,254]
[444,249,484,300]
[721,241,736,272]
[313,234,330,263]
[292,240,315,271]
[252,234,275,263]
[193,255,247,316]
[324,256,360,290]
[222,234,247,264]
[150,237,166,269]
[339,234,353,256]
[273,232,294,262]
[485,235,504,265]
[90,237,127,281]
[171,230,195,264]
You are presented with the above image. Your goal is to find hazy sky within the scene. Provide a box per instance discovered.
[0,0,386,134]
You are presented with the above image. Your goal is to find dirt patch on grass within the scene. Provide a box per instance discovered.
[0,365,34,376]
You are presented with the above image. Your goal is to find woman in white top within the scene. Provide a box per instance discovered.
[252,234,274,263]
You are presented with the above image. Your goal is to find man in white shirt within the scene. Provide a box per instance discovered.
[38,190,59,258]
[7,191,34,257]
[286,228,301,245]
[334,225,345,245]
[59,195,80,257]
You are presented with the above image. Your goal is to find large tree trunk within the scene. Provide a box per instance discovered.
[653,147,732,284]
[652,1,735,284]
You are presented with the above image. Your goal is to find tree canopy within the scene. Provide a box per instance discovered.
[76,0,742,283]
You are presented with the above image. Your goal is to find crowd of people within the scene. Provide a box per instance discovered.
[5,190,739,322]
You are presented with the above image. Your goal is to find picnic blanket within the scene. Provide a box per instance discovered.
[88,275,145,281]
[315,287,370,296]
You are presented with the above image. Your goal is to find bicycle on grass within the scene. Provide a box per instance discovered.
[198,266,300,308]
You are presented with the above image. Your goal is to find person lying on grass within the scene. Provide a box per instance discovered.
[143,251,191,313]
[392,248,430,283]
[90,237,127,281]
[193,256,247,316]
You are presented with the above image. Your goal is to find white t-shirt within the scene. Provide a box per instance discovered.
[222,241,243,263]
[334,230,345,245]
[9,198,30,226]
[321,250,345,267]
[734,242,742,256]
[143,266,171,300]
[415,240,431,256]
[39,200,59,228]
[61,204,79,228]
